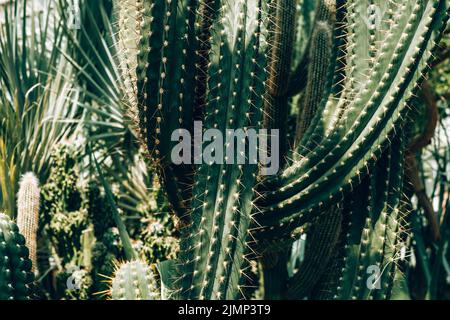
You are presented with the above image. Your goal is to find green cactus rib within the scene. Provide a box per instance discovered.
[290,0,343,158]
[193,0,217,120]
[287,0,337,97]
[370,134,404,300]
[114,0,143,111]
[110,260,159,300]
[310,175,370,300]
[256,0,448,239]
[0,214,34,300]
[177,0,270,300]
[136,0,197,155]
[264,0,297,160]
[294,20,333,145]
[308,0,396,143]
[286,205,342,299]
[328,133,404,300]
[294,0,431,162]
[133,0,199,218]
[265,0,297,98]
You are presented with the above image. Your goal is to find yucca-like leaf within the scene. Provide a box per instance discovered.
[0,0,82,216]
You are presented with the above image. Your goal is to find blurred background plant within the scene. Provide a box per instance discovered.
[0,0,449,300]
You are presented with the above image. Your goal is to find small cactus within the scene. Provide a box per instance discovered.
[17,172,40,273]
[0,213,35,300]
[109,260,159,300]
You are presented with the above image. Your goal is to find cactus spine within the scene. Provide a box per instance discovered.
[17,172,40,273]
[0,213,35,300]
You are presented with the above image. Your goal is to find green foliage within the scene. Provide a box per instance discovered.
[401,25,450,300]
[40,144,88,264]
[88,184,116,241]
[139,213,179,263]
[55,268,92,300]
[90,241,118,298]
[0,0,82,216]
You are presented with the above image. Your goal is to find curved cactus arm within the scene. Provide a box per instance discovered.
[257,0,449,240]
[0,214,34,300]
[316,0,397,139]
[176,0,271,300]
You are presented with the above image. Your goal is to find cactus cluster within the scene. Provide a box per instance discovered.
[0,213,35,300]
[0,172,39,300]
[1,0,445,301]
[112,0,449,300]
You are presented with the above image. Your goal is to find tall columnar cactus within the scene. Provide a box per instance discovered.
[175,0,270,300]
[118,0,271,300]
[115,0,142,111]
[127,0,199,221]
[0,213,35,300]
[17,172,40,273]
[116,0,449,300]
[109,260,159,300]
[264,0,297,159]
[294,21,333,145]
